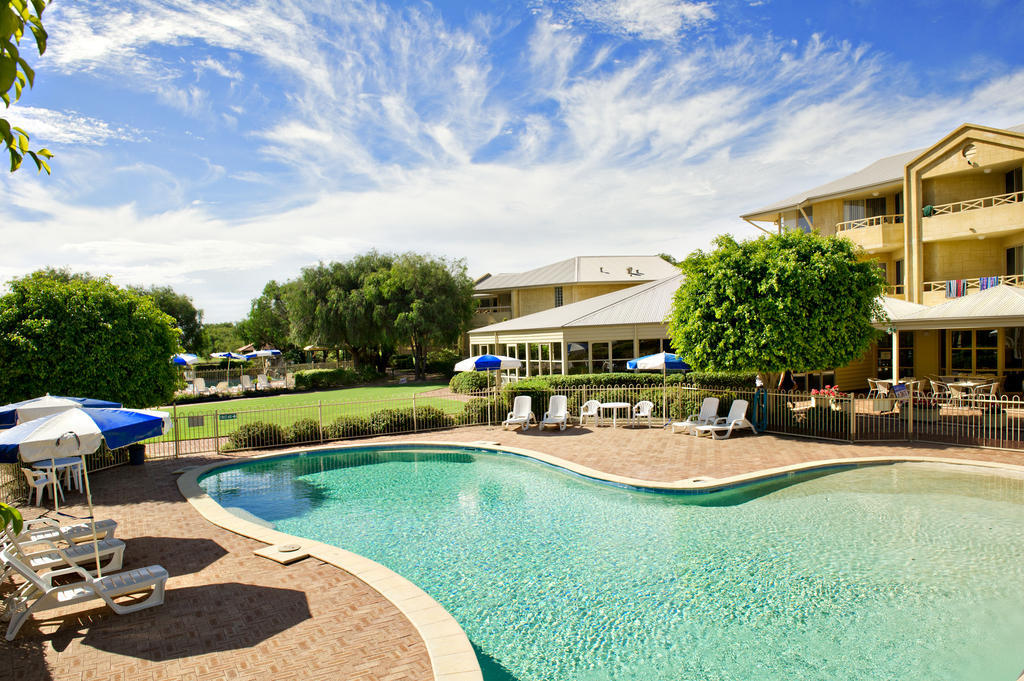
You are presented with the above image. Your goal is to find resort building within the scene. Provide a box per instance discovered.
[471,255,680,329]
[743,122,1024,392]
[468,275,682,375]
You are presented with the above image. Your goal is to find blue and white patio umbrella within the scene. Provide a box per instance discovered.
[244,349,282,360]
[211,351,248,385]
[0,394,122,429]
[0,407,169,575]
[454,355,523,425]
[171,353,200,366]
[626,352,691,372]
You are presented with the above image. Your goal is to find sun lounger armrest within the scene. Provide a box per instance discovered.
[710,417,727,425]
[38,564,96,587]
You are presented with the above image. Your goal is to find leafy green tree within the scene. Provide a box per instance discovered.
[0,271,180,406]
[667,231,885,372]
[286,252,397,371]
[202,322,247,354]
[239,280,295,352]
[2,0,52,173]
[130,285,204,353]
[367,254,476,380]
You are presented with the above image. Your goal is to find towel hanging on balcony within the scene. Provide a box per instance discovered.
[979,276,1000,291]
[945,279,968,298]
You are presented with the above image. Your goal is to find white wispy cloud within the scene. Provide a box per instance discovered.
[4,106,142,146]
[571,0,716,40]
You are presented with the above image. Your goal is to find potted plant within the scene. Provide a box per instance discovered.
[810,385,846,410]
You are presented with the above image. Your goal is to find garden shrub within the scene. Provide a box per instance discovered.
[326,415,372,439]
[366,408,417,434]
[293,367,363,390]
[225,422,288,450]
[459,397,501,425]
[425,348,461,377]
[289,418,322,444]
[449,371,489,394]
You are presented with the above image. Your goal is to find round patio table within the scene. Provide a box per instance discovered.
[599,402,631,428]
[31,456,83,492]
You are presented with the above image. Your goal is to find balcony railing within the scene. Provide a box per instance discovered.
[475,305,512,315]
[927,191,1023,217]
[923,274,1024,294]
[835,214,903,232]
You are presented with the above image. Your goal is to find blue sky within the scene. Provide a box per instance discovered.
[2,0,1023,321]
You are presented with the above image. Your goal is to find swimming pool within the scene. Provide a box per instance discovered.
[199,445,1024,681]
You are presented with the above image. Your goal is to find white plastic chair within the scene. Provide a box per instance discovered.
[21,468,63,506]
[541,395,569,431]
[240,375,255,392]
[693,400,757,440]
[502,396,536,430]
[671,397,719,433]
[192,377,211,396]
[579,400,600,426]
[256,374,271,390]
[1,546,168,640]
[632,400,654,428]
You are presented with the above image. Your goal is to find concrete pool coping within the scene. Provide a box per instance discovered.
[177,439,1024,681]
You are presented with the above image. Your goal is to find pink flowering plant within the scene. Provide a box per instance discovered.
[810,385,846,397]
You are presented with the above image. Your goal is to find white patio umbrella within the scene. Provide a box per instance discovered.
[454,355,523,425]
[0,408,169,576]
[0,394,121,429]
[211,351,248,387]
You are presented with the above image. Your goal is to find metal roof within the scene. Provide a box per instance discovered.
[475,255,680,292]
[877,296,928,322]
[887,286,1024,329]
[742,123,1024,220]
[471,274,684,333]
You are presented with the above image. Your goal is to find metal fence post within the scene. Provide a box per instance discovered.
[849,394,856,442]
[214,410,221,453]
[173,402,180,458]
[318,401,324,442]
[412,392,418,432]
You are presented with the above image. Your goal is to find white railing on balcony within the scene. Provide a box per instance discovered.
[927,191,1023,217]
[835,214,904,232]
[475,305,512,315]
[923,274,1024,294]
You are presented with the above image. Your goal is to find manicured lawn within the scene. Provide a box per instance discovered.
[153,381,469,443]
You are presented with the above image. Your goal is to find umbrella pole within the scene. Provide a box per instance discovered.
[80,453,102,578]
[662,366,667,427]
[50,459,59,513]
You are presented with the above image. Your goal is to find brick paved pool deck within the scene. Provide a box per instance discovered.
[5,424,1024,681]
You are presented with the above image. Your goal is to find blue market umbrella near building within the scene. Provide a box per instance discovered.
[626,352,691,425]
[211,351,248,387]
[0,394,122,429]
[454,354,523,425]
[171,353,199,366]
[0,407,169,576]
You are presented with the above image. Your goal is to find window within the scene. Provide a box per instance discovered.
[1007,167,1023,200]
[898,331,914,378]
[843,200,865,222]
[866,197,886,218]
[950,329,997,372]
[592,342,610,372]
[638,339,660,358]
[567,342,589,374]
[554,286,563,307]
[893,191,903,217]
[1008,246,1023,276]
[611,340,633,372]
[893,259,904,294]
[796,206,813,233]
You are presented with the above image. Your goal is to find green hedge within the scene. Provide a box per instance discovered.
[449,371,489,393]
[425,348,461,377]
[293,366,380,390]
[500,371,757,391]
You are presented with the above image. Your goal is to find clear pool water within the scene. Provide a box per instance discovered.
[200,446,1024,681]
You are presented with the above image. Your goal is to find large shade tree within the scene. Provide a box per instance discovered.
[239,280,295,353]
[667,231,885,373]
[367,253,476,380]
[131,285,204,353]
[0,271,180,406]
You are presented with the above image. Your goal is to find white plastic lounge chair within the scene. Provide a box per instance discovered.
[579,400,600,426]
[541,395,569,431]
[192,377,214,396]
[256,374,271,390]
[693,400,757,440]
[21,469,63,506]
[502,396,536,430]
[632,400,654,428]
[1,531,125,580]
[240,375,255,392]
[1,546,168,640]
[671,397,720,433]
[16,517,117,548]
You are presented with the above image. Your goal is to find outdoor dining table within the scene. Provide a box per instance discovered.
[599,402,632,428]
[31,456,83,492]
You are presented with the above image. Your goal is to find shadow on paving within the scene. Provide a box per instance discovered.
[120,536,228,577]
[31,583,313,661]
[0,633,51,681]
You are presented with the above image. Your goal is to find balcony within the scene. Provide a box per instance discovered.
[921,274,1024,305]
[834,214,904,252]
[922,191,1024,242]
[471,305,512,329]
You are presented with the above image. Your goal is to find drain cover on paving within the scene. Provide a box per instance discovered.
[277,544,301,552]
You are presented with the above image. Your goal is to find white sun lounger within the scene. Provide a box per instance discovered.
[503,396,537,430]
[1,546,167,640]
[692,399,757,440]
[1,533,125,580]
[671,397,720,433]
[541,395,569,431]
[16,517,118,548]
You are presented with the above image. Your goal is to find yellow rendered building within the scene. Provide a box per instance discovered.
[743,122,1024,392]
